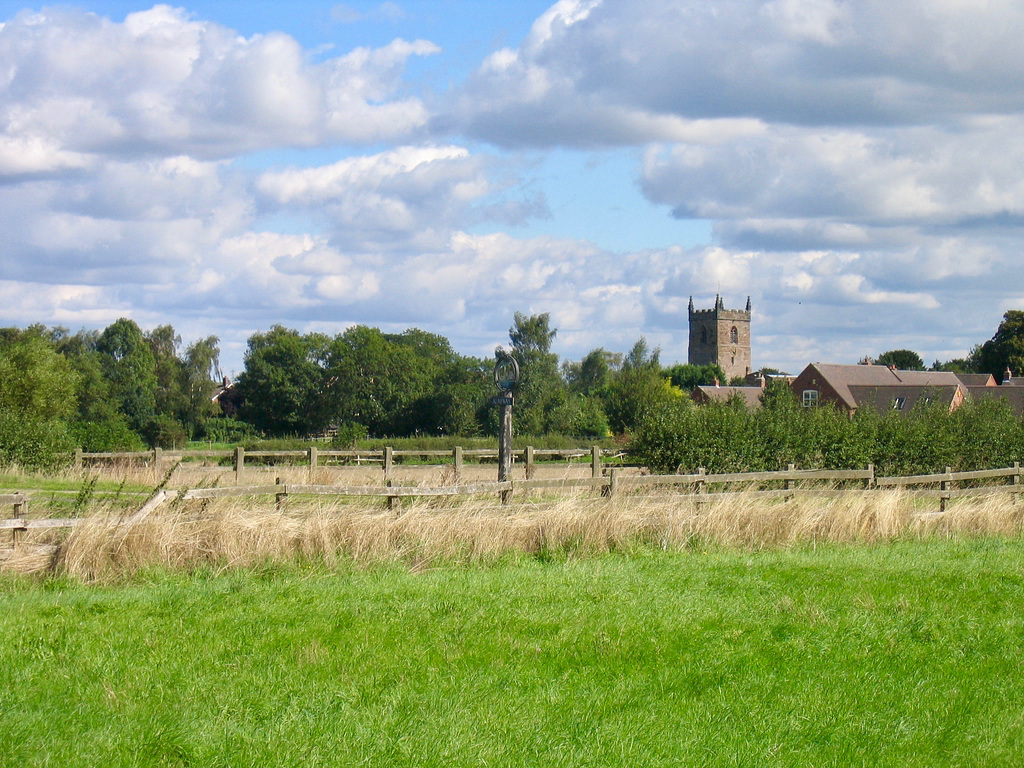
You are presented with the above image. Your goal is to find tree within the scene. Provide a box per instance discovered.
[604,338,683,434]
[563,348,620,396]
[977,310,1024,382]
[181,335,221,433]
[96,318,158,429]
[507,312,564,436]
[664,362,727,391]
[0,334,80,421]
[321,326,419,436]
[146,324,187,419]
[874,349,925,371]
[236,326,327,436]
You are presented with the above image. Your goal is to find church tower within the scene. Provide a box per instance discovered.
[688,295,752,382]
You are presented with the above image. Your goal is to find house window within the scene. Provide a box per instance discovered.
[730,326,738,344]
[892,397,907,410]
[802,390,818,407]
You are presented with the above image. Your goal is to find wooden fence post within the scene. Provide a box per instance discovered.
[74,448,83,473]
[591,446,602,479]
[234,446,244,485]
[11,492,26,547]
[1012,462,1020,504]
[308,446,318,482]
[696,468,707,510]
[940,466,952,513]
[785,463,795,500]
[384,447,395,510]
[865,464,875,490]
[453,446,463,485]
[153,447,162,467]
[525,446,535,480]
[275,477,287,512]
[605,468,618,498]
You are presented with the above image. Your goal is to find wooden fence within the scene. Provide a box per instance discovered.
[5,463,1023,544]
[76,445,618,485]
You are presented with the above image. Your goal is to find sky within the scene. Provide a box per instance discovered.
[1,0,1022,377]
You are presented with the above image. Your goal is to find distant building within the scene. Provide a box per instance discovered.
[790,363,967,415]
[692,379,765,409]
[688,295,752,382]
[963,367,1024,415]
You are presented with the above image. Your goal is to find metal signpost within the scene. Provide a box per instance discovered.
[491,352,519,501]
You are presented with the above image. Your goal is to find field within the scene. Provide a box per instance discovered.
[3,476,1024,765]
[3,539,1024,766]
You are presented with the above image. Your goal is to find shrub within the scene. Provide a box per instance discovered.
[0,412,76,471]
[200,418,261,444]
[70,418,145,452]
[141,415,188,449]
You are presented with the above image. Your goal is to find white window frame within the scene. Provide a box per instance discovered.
[802,389,818,408]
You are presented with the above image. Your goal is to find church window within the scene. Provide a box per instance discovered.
[730,326,738,344]
[700,327,708,344]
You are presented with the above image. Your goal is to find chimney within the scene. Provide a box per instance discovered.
[223,376,230,387]
[1005,366,1013,384]
[758,373,766,389]
[713,377,720,387]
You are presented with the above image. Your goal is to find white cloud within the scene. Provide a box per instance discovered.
[0,5,438,163]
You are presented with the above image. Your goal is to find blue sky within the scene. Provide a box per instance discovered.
[1,0,1022,376]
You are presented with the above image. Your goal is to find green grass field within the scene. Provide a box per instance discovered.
[3,539,1024,766]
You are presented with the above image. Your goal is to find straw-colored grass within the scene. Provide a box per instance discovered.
[10,488,1017,581]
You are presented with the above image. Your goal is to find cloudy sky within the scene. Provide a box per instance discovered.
[1,0,1022,375]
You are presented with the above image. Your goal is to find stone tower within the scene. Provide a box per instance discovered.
[688,295,752,382]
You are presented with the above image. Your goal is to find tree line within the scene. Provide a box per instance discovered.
[0,309,1022,471]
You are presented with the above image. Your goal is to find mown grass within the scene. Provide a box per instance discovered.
[2,539,1024,766]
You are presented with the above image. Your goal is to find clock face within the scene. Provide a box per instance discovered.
[494,355,520,392]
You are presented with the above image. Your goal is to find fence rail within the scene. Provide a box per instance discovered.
[75,445,620,485]
[5,462,1023,543]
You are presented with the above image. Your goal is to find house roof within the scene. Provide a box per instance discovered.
[847,385,961,413]
[798,363,966,411]
[955,373,997,387]
[967,385,1024,414]
[693,385,764,408]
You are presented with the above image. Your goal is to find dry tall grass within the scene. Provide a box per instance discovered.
[3,488,1013,581]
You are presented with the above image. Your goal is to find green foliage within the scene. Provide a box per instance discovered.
[507,312,562,436]
[978,310,1024,381]
[665,362,727,390]
[141,415,188,449]
[563,348,618,396]
[236,325,327,436]
[631,395,1024,475]
[874,349,926,370]
[604,338,683,435]
[0,334,80,421]
[200,418,261,444]
[0,413,75,471]
[69,418,145,452]
[544,395,610,438]
[96,318,158,430]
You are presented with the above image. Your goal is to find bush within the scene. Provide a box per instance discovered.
[70,418,145,452]
[200,418,261,444]
[0,413,76,471]
[545,395,610,439]
[141,415,188,449]
[630,394,1024,475]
